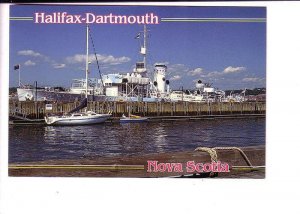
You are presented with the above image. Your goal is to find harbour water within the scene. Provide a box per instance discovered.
[9,118,265,163]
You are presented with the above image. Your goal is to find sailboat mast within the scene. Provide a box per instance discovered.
[85,24,89,100]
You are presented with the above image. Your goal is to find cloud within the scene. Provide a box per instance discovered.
[24,60,36,66]
[155,62,170,66]
[65,54,131,65]
[242,77,260,82]
[168,63,186,71]
[170,75,181,81]
[188,67,204,76]
[200,71,222,78]
[165,63,190,77]
[18,50,43,57]
[223,66,246,74]
[65,54,90,64]
[198,66,246,79]
[53,63,66,69]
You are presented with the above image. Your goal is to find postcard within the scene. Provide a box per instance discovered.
[8,4,266,178]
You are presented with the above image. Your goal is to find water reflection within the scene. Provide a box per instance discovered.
[9,118,265,163]
[151,124,168,153]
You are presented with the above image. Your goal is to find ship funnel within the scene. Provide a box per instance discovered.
[154,63,167,93]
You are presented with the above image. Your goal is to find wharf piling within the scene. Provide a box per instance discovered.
[9,101,265,120]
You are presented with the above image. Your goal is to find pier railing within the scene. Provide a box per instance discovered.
[9,101,266,119]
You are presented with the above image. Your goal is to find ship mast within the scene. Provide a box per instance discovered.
[134,25,148,77]
[85,24,89,100]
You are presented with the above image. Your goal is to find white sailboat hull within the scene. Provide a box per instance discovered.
[45,113,111,125]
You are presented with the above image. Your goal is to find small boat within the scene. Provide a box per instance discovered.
[44,25,111,125]
[120,113,148,123]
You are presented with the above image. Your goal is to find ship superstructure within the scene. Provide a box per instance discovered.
[101,25,168,102]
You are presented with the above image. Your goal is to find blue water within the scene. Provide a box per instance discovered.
[9,118,265,163]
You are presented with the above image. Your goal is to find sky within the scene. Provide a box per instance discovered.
[9,5,266,90]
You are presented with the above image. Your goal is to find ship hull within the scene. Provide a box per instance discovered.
[17,88,106,102]
[17,88,162,102]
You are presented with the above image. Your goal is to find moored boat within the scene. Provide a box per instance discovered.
[45,111,111,125]
[44,25,111,125]
[120,114,148,123]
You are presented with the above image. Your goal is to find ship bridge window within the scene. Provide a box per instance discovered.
[136,62,145,69]
[72,83,84,88]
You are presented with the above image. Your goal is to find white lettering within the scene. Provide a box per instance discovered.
[86,13,95,24]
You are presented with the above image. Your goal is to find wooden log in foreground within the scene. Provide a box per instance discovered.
[9,146,265,178]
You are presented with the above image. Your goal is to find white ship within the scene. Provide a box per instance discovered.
[168,80,226,102]
[16,25,224,103]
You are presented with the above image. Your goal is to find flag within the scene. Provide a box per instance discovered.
[14,64,20,70]
[134,33,141,39]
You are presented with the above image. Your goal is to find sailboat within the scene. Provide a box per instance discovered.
[44,25,111,125]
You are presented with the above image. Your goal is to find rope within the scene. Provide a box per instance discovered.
[214,147,253,167]
[194,147,218,162]
[88,26,104,89]
[194,146,253,167]
[194,147,218,177]
[194,146,256,177]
